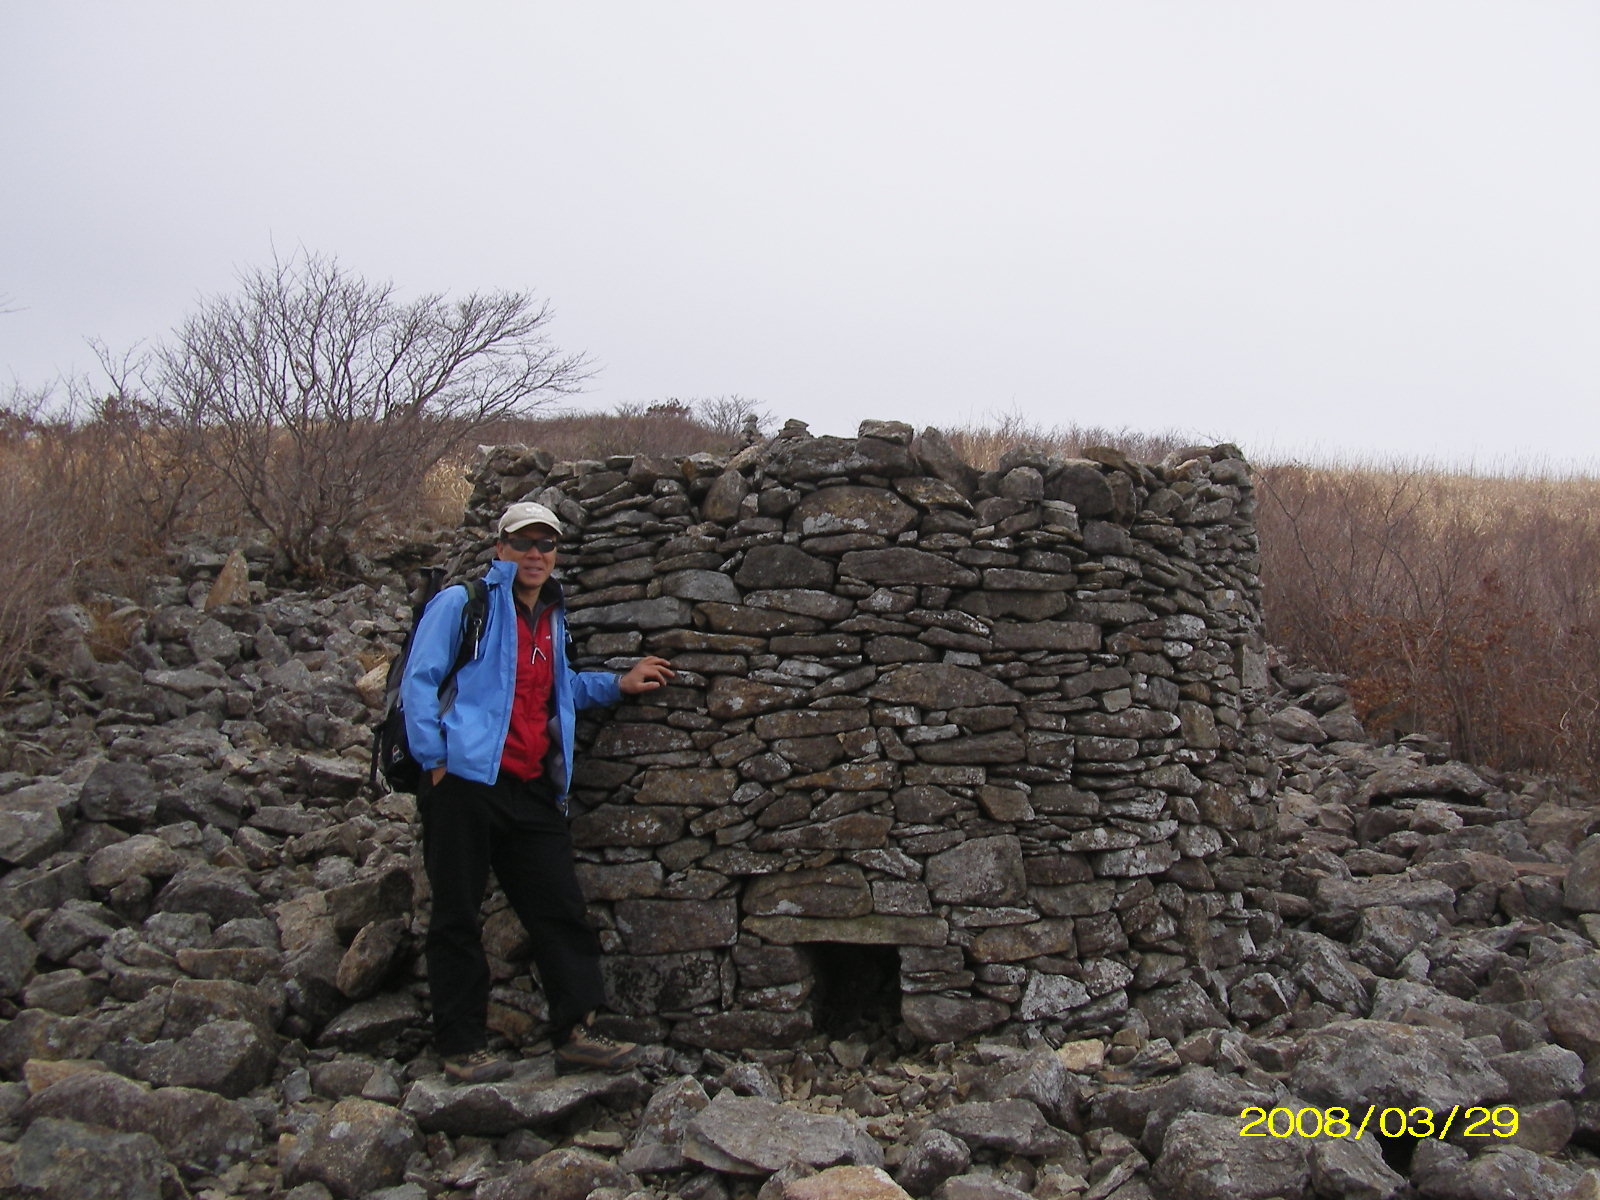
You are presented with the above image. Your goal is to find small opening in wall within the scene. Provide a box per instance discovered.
[809,943,902,1038]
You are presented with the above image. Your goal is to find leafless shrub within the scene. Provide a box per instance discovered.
[1259,462,1600,782]
[137,249,588,577]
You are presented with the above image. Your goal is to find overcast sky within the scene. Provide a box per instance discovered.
[3,2,1596,470]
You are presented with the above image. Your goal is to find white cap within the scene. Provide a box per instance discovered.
[497,501,564,537]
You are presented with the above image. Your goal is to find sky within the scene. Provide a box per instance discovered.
[3,2,1596,471]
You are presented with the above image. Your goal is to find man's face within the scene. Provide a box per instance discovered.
[497,525,558,594]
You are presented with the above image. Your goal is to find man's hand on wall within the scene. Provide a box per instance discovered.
[618,656,675,694]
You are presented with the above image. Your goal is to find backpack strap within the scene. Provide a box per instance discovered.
[437,577,490,714]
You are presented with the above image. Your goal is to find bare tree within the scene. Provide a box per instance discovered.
[147,250,589,575]
[694,394,769,445]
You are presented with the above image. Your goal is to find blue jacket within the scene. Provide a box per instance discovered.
[399,558,621,806]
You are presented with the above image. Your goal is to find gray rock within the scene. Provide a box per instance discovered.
[1566,837,1600,912]
[477,1147,636,1200]
[614,899,739,954]
[734,545,836,591]
[930,1175,1034,1200]
[1489,1043,1586,1103]
[1093,1066,1274,1157]
[1268,706,1327,744]
[0,783,70,866]
[901,995,1009,1043]
[929,1099,1072,1157]
[683,1091,884,1176]
[896,1127,971,1196]
[1411,1143,1580,1200]
[336,917,408,999]
[317,990,422,1052]
[1043,461,1114,515]
[13,1116,169,1200]
[283,1097,422,1199]
[959,1046,1082,1128]
[154,866,264,923]
[21,1069,260,1169]
[77,760,158,824]
[0,913,38,995]
[791,486,918,537]
[85,834,187,890]
[1152,1111,1309,1200]
[926,836,1025,906]
[1532,953,1600,1058]
[1014,973,1092,1022]
[1350,904,1443,976]
[322,866,412,938]
[620,1074,710,1173]
[1360,761,1492,803]
[1306,1135,1405,1200]
[99,1018,276,1098]
[401,1070,646,1136]
[34,900,118,964]
[745,866,873,919]
[1290,1019,1509,1112]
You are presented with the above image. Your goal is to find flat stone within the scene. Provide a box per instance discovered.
[743,915,949,947]
[21,1070,260,1169]
[614,899,739,954]
[317,991,422,1052]
[791,486,918,537]
[0,786,68,867]
[902,995,1009,1042]
[101,1018,276,1099]
[14,1116,167,1200]
[477,1147,635,1200]
[620,1074,710,1173]
[745,866,873,918]
[867,664,1024,708]
[604,949,722,1012]
[401,1070,646,1136]
[1566,838,1600,912]
[683,1090,884,1176]
[1291,1019,1509,1112]
[566,597,694,630]
[1153,1111,1310,1200]
[930,1098,1073,1157]
[752,814,894,851]
[633,767,739,806]
[785,1165,915,1200]
[86,834,187,889]
[927,836,1025,906]
[77,760,159,824]
[283,1097,422,1198]
[970,921,1074,964]
[1014,973,1092,1020]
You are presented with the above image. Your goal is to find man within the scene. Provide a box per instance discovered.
[401,500,674,1083]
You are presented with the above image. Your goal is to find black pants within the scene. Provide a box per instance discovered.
[420,771,605,1055]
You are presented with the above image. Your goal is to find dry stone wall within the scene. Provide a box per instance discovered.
[452,419,1279,1048]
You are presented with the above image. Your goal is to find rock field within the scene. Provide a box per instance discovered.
[4,530,1600,1199]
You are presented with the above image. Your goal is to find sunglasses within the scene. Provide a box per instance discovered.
[504,534,558,554]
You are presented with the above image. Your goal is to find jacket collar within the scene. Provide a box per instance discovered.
[484,558,565,607]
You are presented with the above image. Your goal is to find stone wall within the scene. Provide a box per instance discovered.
[451,419,1280,1048]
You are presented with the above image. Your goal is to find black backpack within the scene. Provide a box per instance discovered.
[370,568,489,795]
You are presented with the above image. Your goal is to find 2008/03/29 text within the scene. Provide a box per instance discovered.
[1240,1106,1518,1140]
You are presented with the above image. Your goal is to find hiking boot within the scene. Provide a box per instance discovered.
[556,1013,645,1074]
[442,1048,513,1084]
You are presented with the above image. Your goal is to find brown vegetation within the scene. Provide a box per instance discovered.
[3,386,1597,786]
[1258,461,1600,784]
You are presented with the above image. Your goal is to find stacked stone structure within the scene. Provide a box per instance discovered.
[451,419,1278,1048]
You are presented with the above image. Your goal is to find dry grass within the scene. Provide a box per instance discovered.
[1258,459,1600,782]
[941,410,1198,471]
[8,384,1600,790]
